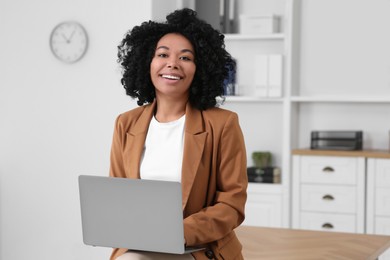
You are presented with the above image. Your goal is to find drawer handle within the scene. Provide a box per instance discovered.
[322,166,334,173]
[322,194,335,201]
[322,223,334,229]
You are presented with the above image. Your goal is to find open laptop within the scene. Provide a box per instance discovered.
[78,175,203,254]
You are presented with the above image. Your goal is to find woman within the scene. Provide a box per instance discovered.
[110,8,248,260]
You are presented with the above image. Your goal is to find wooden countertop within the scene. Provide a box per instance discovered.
[292,148,390,159]
[236,225,390,260]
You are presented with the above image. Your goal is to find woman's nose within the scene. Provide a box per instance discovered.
[167,57,178,69]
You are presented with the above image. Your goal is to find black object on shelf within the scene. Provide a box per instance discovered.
[223,59,237,96]
[310,131,363,151]
[247,166,281,183]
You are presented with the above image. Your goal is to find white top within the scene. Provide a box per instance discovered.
[140,115,186,182]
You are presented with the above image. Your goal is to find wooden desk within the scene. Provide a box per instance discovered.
[236,225,390,260]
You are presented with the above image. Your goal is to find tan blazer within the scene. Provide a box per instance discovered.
[109,101,248,260]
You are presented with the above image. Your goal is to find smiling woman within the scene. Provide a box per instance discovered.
[109,8,248,260]
[150,33,196,121]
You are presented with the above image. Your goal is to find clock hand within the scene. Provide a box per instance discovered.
[68,29,76,42]
[61,33,70,43]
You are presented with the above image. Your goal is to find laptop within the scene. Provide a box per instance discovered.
[78,175,203,254]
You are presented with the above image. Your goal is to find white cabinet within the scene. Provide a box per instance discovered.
[367,158,390,260]
[292,154,366,233]
[293,150,390,259]
[243,183,282,227]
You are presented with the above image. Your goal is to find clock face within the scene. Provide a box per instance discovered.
[50,21,88,63]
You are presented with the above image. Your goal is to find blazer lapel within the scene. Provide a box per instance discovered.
[181,103,207,209]
[126,101,156,179]
[125,100,207,209]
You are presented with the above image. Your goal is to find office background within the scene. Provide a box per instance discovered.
[1,0,390,259]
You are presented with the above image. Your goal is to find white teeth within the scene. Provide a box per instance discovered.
[161,74,180,80]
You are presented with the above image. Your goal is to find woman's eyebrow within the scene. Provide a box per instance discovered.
[156,46,169,51]
[156,46,194,55]
[181,49,194,55]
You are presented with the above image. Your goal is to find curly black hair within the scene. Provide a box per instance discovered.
[117,8,236,110]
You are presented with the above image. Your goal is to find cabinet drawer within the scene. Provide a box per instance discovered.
[300,212,356,233]
[300,156,357,185]
[301,184,357,214]
[376,159,390,188]
[376,188,390,216]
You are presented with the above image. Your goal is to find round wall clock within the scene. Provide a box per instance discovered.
[49,21,88,63]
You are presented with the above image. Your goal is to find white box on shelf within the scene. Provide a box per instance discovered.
[254,55,269,97]
[268,54,283,97]
[254,54,283,97]
[239,14,280,34]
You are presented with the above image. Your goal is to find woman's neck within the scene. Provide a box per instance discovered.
[154,98,187,123]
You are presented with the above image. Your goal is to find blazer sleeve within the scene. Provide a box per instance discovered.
[109,114,127,178]
[183,112,248,246]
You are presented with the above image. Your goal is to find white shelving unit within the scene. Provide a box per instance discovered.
[224,0,390,229]
[151,0,299,228]
[225,33,285,41]
[152,0,390,229]
[222,0,300,228]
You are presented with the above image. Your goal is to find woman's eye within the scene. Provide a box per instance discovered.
[157,53,168,58]
[180,56,192,61]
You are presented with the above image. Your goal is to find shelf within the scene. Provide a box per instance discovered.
[224,95,390,103]
[225,33,285,41]
[224,96,284,103]
[290,95,390,103]
[292,149,390,159]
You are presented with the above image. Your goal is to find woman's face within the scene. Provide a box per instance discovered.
[150,33,196,101]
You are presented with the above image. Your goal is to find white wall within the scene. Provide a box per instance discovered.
[297,0,390,150]
[1,0,390,259]
[299,0,390,96]
[0,0,151,259]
